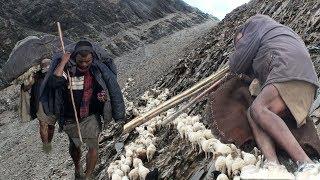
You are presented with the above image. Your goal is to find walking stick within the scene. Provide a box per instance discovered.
[57,22,83,144]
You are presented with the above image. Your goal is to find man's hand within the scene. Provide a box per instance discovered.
[61,52,71,64]
[97,90,108,102]
[54,52,71,77]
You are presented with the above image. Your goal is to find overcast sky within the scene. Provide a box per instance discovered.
[183,0,250,20]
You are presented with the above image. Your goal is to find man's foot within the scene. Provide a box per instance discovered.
[75,166,85,180]
[84,175,93,180]
[42,143,52,154]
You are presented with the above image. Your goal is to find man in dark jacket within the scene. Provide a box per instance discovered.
[45,40,125,179]
[229,14,319,164]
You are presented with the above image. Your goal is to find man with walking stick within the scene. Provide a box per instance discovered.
[43,40,126,179]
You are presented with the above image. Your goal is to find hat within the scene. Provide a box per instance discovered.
[71,40,94,58]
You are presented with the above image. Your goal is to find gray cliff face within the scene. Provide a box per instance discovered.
[0,0,214,66]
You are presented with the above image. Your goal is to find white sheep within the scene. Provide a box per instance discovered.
[125,156,133,167]
[241,151,256,166]
[138,163,150,180]
[183,116,200,125]
[133,158,143,168]
[213,140,232,156]
[128,168,139,180]
[233,176,240,180]
[225,154,234,177]
[200,129,215,139]
[215,156,227,174]
[255,155,263,169]
[200,139,215,159]
[107,162,118,179]
[216,173,229,180]
[125,148,134,158]
[147,144,157,162]
[114,169,125,177]
[177,124,192,140]
[120,155,132,170]
[120,164,131,176]
[187,131,204,151]
[192,122,206,132]
[231,157,246,176]
[196,136,206,153]
[135,127,145,134]
[112,173,122,180]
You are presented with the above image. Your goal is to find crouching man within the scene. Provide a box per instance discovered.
[44,40,126,179]
[229,14,319,165]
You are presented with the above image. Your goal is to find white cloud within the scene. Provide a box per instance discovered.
[183,0,250,20]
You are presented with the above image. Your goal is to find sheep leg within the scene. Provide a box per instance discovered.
[212,152,217,160]
[227,168,231,177]
[198,144,202,154]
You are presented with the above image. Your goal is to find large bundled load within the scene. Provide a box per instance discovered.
[205,75,320,158]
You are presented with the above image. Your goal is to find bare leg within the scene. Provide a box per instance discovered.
[250,84,312,163]
[47,125,55,143]
[39,120,49,144]
[69,138,82,175]
[247,108,279,163]
[85,147,98,178]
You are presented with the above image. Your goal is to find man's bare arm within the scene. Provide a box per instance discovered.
[54,52,71,76]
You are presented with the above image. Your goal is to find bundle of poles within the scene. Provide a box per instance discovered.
[123,64,230,133]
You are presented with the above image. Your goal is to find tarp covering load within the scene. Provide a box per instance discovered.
[205,75,320,157]
[0,35,73,90]
[0,35,116,91]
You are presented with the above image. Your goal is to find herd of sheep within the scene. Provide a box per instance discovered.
[106,80,320,180]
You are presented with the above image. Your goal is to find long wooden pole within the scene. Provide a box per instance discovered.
[123,66,229,133]
[57,22,83,144]
[162,77,225,125]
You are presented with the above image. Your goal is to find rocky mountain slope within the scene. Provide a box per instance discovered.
[0,0,216,67]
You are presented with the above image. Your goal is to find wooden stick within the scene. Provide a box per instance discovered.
[123,66,229,133]
[57,22,83,144]
[57,22,65,53]
[162,77,225,125]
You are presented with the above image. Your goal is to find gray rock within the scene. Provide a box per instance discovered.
[0,0,212,67]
